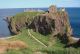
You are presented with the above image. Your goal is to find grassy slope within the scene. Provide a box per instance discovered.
[7,28,80,54]
[6,12,80,54]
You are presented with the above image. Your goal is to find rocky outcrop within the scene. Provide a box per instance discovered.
[28,5,74,45]
[30,5,72,36]
[29,14,55,35]
[6,16,27,35]
[6,12,42,35]
[6,5,74,45]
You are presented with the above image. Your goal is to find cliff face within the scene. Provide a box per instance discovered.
[6,12,43,35]
[6,16,27,35]
[29,14,55,35]
[30,5,72,36]
[28,5,73,44]
[6,5,73,44]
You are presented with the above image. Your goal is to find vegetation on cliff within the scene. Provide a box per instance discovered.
[6,12,44,35]
[5,28,80,54]
[2,5,80,54]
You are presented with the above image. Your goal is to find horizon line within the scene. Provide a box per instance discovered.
[0,7,80,9]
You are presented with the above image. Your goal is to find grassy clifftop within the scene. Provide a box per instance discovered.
[5,3,80,53]
[13,12,44,23]
[5,11,80,54]
[7,12,44,35]
[6,28,80,54]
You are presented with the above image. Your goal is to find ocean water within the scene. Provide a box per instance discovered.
[0,8,24,37]
[66,8,80,37]
[0,8,80,37]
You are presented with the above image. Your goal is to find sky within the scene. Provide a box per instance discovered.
[0,0,80,8]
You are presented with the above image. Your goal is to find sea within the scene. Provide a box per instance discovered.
[0,8,80,37]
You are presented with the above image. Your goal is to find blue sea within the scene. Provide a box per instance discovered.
[0,8,80,37]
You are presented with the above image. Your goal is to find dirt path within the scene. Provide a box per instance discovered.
[28,29,47,47]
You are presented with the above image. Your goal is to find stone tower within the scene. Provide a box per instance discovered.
[48,5,57,13]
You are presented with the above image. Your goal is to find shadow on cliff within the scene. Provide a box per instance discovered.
[28,15,55,35]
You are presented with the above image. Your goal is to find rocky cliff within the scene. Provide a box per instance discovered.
[30,5,72,36]
[6,16,27,35]
[29,5,74,44]
[6,5,73,44]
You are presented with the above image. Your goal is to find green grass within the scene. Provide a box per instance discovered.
[6,12,80,54]
[6,28,80,54]
[12,12,45,24]
[9,28,45,50]
[29,29,50,46]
